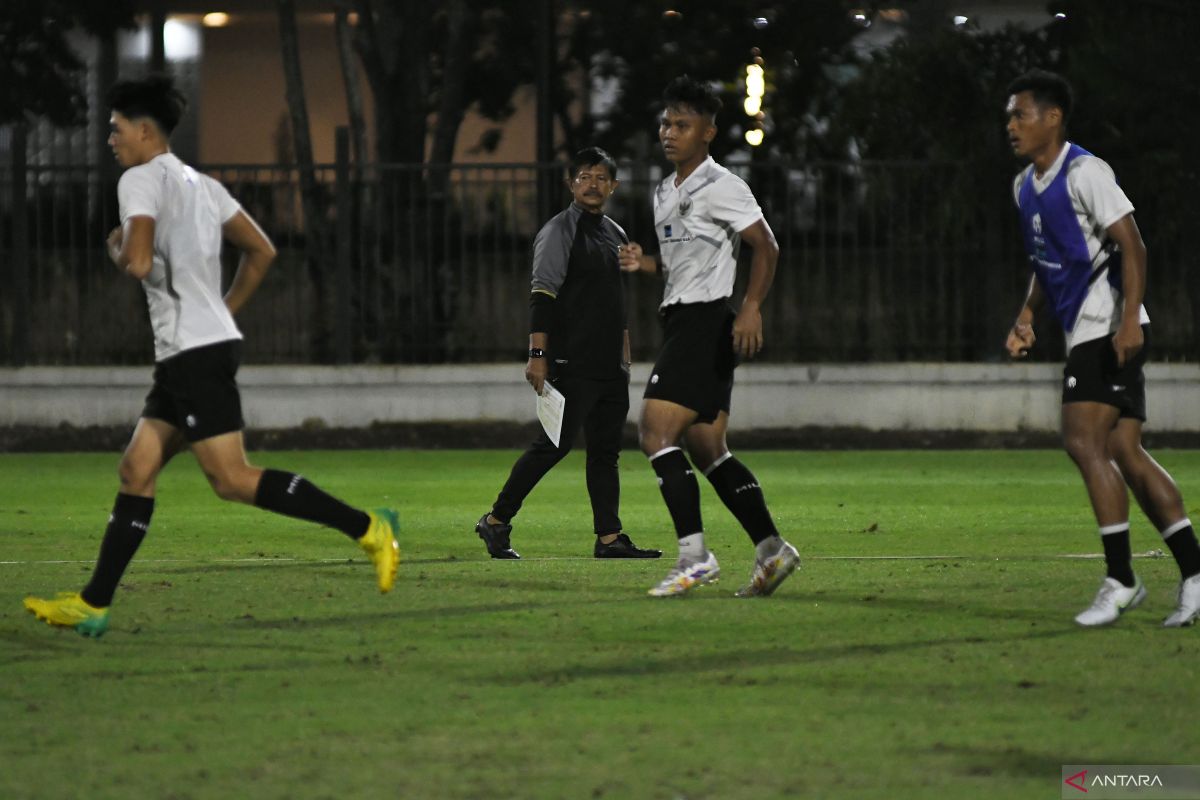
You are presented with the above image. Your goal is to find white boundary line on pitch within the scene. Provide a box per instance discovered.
[0,551,1169,566]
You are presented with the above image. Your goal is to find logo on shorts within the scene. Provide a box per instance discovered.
[650,373,660,384]
[185,414,197,428]
[1066,376,1077,389]
[1112,384,1126,392]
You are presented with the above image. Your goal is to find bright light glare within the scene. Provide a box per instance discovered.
[1055,12,1067,19]
[745,129,764,147]
[202,12,230,27]
[743,96,761,116]
[953,15,968,26]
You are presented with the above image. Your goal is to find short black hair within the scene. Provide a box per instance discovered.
[107,74,187,135]
[1007,69,1073,121]
[570,146,617,180]
[663,75,722,119]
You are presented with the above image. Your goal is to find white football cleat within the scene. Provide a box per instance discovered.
[647,551,720,597]
[736,540,801,598]
[1074,576,1146,627]
[1163,573,1200,628]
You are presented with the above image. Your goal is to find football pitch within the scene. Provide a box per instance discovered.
[2,448,1198,799]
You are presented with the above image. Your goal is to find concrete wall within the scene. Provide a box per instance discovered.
[2,363,1197,432]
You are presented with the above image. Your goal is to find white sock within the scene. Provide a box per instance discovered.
[677,533,706,560]
[755,535,784,561]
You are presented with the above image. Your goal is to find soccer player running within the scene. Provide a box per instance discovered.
[1004,69,1199,627]
[619,76,798,598]
[23,75,399,638]
[475,147,661,561]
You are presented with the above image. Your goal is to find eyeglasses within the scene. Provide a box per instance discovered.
[573,173,613,186]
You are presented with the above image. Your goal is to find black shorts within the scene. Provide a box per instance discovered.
[142,340,245,442]
[643,299,737,424]
[1062,324,1150,421]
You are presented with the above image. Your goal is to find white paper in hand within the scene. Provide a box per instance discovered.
[536,382,566,447]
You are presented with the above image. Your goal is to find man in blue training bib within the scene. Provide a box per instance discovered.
[1004,69,1199,628]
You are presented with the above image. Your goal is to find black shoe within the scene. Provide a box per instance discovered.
[476,514,520,559]
[594,533,662,559]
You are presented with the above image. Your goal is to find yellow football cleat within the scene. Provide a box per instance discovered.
[359,508,400,593]
[23,592,110,638]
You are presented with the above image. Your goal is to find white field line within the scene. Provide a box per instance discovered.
[0,550,1169,566]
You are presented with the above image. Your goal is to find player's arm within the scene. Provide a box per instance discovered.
[106,217,155,279]
[1006,275,1043,358]
[221,211,277,316]
[733,218,779,359]
[1106,213,1147,366]
[618,242,659,274]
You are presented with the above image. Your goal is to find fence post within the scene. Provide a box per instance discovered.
[333,126,352,364]
[11,123,29,367]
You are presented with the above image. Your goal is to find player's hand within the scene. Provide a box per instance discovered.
[618,242,643,272]
[1111,321,1143,367]
[106,226,123,262]
[732,302,764,360]
[525,357,548,395]
[1006,322,1035,358]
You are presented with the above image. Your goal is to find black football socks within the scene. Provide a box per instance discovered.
[254,469,370,539]
[81,493,154,608]
[1162,519,1200,579]
[1099,523,1135,587]
[649,448,703,539]
[703,454,779,546]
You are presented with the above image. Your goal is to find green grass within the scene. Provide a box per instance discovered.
[2,449,1199,800]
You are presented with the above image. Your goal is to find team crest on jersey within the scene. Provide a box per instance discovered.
[1032,213,1042,234]
[678,196,693,216]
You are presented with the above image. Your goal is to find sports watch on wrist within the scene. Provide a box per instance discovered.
[528,348,545,358]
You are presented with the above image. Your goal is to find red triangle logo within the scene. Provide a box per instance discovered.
[1065,769,1088,793]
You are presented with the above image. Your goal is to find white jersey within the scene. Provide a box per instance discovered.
[1011,142,1147,351]
[653,156,764,309]
[118,152,243,362]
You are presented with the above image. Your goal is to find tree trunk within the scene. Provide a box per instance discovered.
[333,0,368,167]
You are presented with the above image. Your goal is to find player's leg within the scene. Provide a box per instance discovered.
[641,398,718,595]
[190,431,399,592]
[24,417,183,637]
[478,376,588,559]
[1109,418,1200,626]
[586,377,659,558]
[686,413,799,597]
[1062,401,1145,625]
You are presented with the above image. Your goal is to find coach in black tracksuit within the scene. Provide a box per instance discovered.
[474,147,661,560]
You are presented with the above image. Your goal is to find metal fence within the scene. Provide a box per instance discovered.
[1,153,1195,366]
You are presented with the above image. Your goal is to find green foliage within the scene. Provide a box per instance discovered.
[3,449,1199,798]
[0,0,135,127]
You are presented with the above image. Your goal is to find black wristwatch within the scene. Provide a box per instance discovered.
[528,348,545,358]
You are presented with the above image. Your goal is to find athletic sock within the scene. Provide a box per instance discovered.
[80,493,154,608]
[649,448,703,541]
[1099,523,1135,587]
[755,535,784,561]
[254,469,370,540]
[1161,519,1200,579]
[703,453,780,545]
[677,533,707,561]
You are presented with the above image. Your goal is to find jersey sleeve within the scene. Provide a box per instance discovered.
[1069,157,1134,230]
[708,174,764,234]
[117,166,161,223]
[530,212,574,297]
[208,177,243,224]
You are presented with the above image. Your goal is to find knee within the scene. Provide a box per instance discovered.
[205,466,255,503]
[1062,430,1105,467]
[118,457,155,495]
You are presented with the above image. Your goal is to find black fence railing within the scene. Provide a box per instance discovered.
[1,156,1195,366]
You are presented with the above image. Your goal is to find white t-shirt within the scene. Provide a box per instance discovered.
[653,156,764,309]
[118,152,243,362]
[1012,142,1148,351]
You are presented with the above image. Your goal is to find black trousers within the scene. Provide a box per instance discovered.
[491,372,629,534]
